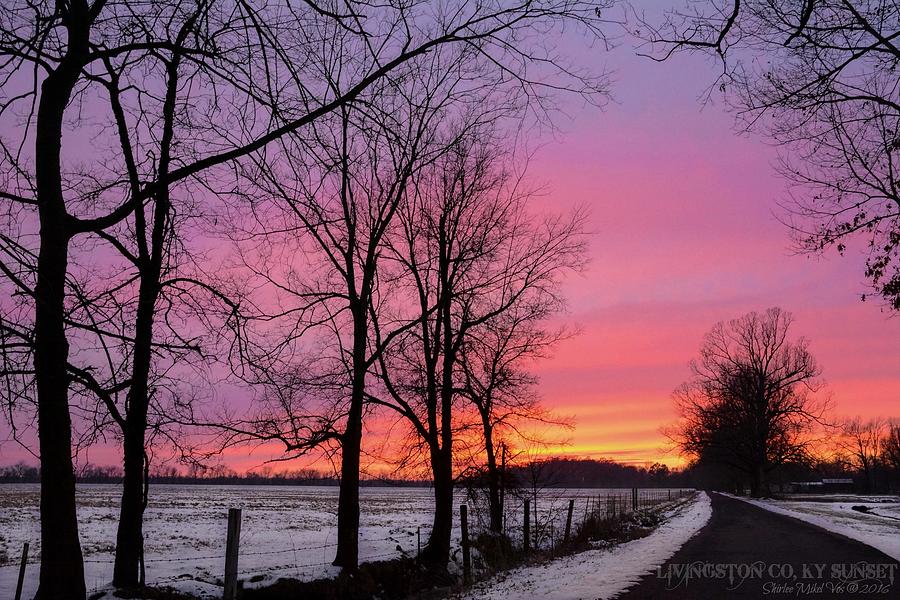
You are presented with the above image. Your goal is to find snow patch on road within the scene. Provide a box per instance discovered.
[456,492,712,600]
[727,495,900,561]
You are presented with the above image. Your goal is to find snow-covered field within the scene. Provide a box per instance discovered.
[456,491,710,600]
[731,494,900,561]
[0,484,681,599]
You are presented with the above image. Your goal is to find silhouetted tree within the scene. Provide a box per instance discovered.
[648,462,670,485]
[372,130,585,567]
[883,420,900,487]
[458,305,576,533]
[670,308,828,497]
[229,54,492,567]
[99,5,238,586]
[0,2,249,590]
[0,0,612,593]
[838,417,885,493]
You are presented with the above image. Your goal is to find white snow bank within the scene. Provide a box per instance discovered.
[456,492,712,600]
[726,495,900,562]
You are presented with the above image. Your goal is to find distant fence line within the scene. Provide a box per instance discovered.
[496,488,693,551]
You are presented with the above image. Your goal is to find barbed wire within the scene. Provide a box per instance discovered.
[4,490,692,571]
[84,550,411,593]
[8,532,410,567]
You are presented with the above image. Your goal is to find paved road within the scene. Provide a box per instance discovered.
[616,493,899,599]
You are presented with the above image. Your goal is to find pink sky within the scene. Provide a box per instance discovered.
[1,36,897,473]
[524,47,900,466]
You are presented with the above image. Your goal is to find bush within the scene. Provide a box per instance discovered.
[471,531,515,571]
[571,510,661,549]
[241,557,456,600]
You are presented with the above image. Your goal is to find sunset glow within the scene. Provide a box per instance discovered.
[523,48,900,467]
[1,18,898,476]
[5,4,900,599]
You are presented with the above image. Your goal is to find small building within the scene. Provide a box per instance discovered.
[820,478,854,493]
[785,478,854,494]
[785,481,823,493]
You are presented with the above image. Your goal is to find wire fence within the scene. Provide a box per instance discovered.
[487,487,694,553]
[3,527,417,596]
[4,487,695,597]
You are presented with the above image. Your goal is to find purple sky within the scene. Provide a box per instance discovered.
[1,23,897,472]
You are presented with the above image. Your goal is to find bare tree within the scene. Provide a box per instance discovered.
[671,307,828,497]
[100,5,235,586]
[458,299,575,533]
[883,419,900,482]
[0,2,238,595]
[0,2,246,590]
[838,417,886,493]
[227,50,494,566]
[371,130,586,568]
[0,1,610,594]
[634,1,900,309]
[208,1,609,572]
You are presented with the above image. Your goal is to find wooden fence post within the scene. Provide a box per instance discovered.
[460,505,471,585]
[550,521,555,555]
[14,542,28,600]
[139,543,145,587]
[523,498,530,555]
[417,526,421,565]
[500,443,506,520]
[564,499,574,544]
[224,508,242,600]
[631,488,637,511]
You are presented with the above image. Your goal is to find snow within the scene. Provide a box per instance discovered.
[726,494,900,561]
[455,491,712,600]
[0,484,681,599]
[1,484,437,599]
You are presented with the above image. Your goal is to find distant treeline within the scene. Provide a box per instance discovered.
[503,458,688,488]
[4,455,895,493]
[0,457,693,488]
[0,462,434,486]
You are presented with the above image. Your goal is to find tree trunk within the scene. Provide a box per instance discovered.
[862,463,873,493]
[482,421,502,533]
[422,293,456,568]
[111,41,193,583]
[34,220,85,600]
[333,416,361,568]
[750,464,766,498]
[33,5,91,597]
[423,447,453,567]
[113,50,175,585]
[113,424,146,587]
[333,311,367,569]
[113,279,155,587]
